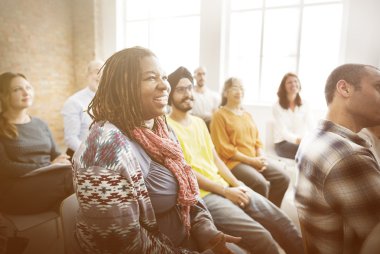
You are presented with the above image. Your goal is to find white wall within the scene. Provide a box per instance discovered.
[199,0,227,92]
[343,0,380,66]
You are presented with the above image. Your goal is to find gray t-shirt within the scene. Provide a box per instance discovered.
[129,140,188,247]
[0,117,61,191]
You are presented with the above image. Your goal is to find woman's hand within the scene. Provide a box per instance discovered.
[223,187,250,208]
[51,154,71,165]
[247,156,268,172]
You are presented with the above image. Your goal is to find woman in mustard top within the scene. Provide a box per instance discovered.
[210,77,290,207]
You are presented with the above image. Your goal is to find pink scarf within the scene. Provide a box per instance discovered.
[131,116,199,235]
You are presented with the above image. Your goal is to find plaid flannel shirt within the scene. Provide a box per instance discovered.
[295,120,380,254]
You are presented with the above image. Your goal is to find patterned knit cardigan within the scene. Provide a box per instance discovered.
[72,122,215,254]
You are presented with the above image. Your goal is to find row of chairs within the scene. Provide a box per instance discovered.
[3,194,78,254]
[2,120,294,254]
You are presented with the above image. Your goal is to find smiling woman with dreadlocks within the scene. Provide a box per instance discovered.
[72,47,241,254]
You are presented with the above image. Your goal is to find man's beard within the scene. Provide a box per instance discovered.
[172,97,194,112]
[197,80,205,87]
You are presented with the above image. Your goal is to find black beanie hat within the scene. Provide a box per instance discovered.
[167,66,194,105]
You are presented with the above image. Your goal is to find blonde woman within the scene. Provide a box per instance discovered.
[210,77,289,207]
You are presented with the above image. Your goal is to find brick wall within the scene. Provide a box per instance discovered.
[0,0,97,149]
[72,0,97,90]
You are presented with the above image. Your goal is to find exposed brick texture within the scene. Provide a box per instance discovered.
[0,0,97,149]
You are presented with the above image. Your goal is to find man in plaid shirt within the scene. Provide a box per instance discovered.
[295,63,380,254]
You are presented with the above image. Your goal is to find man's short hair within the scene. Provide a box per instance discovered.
[325,63,375,105]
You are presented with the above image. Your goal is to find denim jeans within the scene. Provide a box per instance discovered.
[203,188,304,254]
[275,141,299,160]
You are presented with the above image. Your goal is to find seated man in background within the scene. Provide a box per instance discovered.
[61,59,103,159]
[296,63,380,253]
[167,66,304,254]
[191,66,220,128]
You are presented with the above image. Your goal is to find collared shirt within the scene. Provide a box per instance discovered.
[359,128,380,164]
[191,87,220,122]
[295,120,380,254]
[61,87,94,151]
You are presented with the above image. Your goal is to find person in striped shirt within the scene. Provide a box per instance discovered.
[295,63,380,254]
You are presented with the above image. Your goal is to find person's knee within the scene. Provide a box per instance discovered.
[251,180,270,198]
[242,230,279,253]
[270,167,291,191]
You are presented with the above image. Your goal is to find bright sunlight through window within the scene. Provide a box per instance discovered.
[123,0,201,74]
[227,0,343,108]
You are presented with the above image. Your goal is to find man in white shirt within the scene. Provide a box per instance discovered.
[61,60,104,159]
[192,66,220,128]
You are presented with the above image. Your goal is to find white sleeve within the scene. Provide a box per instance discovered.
[272,103,298,143]
[61,99,82,151]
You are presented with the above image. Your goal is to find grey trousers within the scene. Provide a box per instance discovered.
[203,190,304,254]
[274,141,299,159]
[232,160,290,207]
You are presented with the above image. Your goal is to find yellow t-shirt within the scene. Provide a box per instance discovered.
[167,115,228,198]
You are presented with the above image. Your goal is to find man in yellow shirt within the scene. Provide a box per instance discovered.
[167,66,304,254]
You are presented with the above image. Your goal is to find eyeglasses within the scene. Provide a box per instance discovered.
[175,85,193,94]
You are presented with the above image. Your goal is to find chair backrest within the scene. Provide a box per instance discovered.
[3,211,59,235]
[60,193,79,254]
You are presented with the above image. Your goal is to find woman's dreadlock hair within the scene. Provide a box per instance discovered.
[88,46,156,138]
[0,72,27,139]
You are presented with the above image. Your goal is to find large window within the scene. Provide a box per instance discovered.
[122,0,201,74]
[119,0,344,108]
[227,0,343,107]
